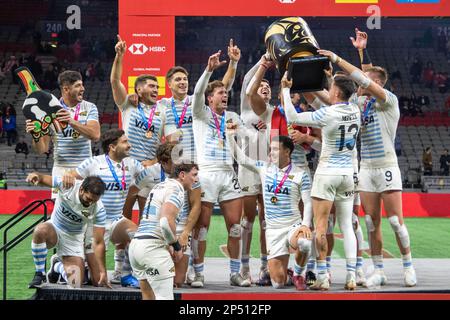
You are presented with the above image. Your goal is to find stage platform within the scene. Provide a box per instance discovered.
[31,258,450,300]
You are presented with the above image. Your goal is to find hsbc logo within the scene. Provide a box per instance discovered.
[279,0,295,3]
[128,43,166,55]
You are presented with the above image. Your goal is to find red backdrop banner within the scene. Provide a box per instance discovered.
[1,190,449,218]
[120,0,449,17]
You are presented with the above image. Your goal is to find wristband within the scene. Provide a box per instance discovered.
[230,60,238,69]
[360,49,372,65]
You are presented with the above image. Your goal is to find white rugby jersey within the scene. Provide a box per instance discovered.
[51,178,106,235]
[350,89,399,169]
[192,71,243,171]
[284,88,360,176]
[161,96,196,163]
[260,106,309,168]
[119,96,165,161]
[76,155,144,222]
[240,63,271,162]
[52,100,98,167]
[135,179,185,240]
[134,163,201,235]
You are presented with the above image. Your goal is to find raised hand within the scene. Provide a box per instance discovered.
[207,50,227,72]
[26,172,40,185]
[317,49,340,64]
[115,34,127,57]
[281,71,293,89]
[350,28,368,50]
[227,39,241,62]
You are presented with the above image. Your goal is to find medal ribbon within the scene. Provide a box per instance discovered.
[105,155,126,191]
[211,109,225,142]
[362,97,376,124]
[171,97,189,129]
[138,103,156,131]
[273,163,292,197]
[60,98,81,121]
[161,167,166,182]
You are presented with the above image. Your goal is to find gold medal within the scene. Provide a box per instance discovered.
[145,130,153,139]
[72,131,80,139]
[218,139,224,148]
[271,196,278,204]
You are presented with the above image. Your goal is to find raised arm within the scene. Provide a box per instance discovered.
[318,49,387,102]
[192,51,227,118]
[110,35,128,108]
[222,39,241,92]
[240,59,262,114]
[246,54,274,116]
[26,172,53,188]
[350,28,372,72]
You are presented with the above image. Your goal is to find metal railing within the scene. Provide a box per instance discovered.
[0,199,53,300]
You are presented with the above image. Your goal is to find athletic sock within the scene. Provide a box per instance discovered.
[31,242,47,274]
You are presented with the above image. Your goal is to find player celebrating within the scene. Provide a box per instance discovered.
[26,70,100,197]
[129,163,199,300]
[190,51,250,288]
[317,46,417,288]
[27,174,109,289]
[227,132,313,290]
[282,71,360,290]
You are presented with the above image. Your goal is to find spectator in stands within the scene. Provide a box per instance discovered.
[422,147,433,176]
[43,64,58,91]
[94,61,105,82]
[72,39,82,62]
[437,29,447,53]
[416,94,429,116]
[85,63,96,82]
[422,61,435,89]
[435,71,448,94]
[409,55,422,84]
[3,56,19,83]
[395,134,402,156]
[2,104,17,146]
[399,95,410,117]
[440,149,450,176]
[390,69,401,81]
[15,136,29,158]
[408,93,419,117]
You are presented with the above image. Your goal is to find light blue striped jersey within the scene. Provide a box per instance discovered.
[50,178,106,235]
[193,106,243,171]
[260,107,309,168]
[134,163,201,235]
[289,103,360,175]
[52,100,98,167]
[350,90,399,168]
[259,163,311,229]
[120,96,166,161]
[161,96,196,163]
[135,179,185,240]
[76,155,144,222]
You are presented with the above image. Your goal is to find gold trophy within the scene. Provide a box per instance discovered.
[265,17,329,92]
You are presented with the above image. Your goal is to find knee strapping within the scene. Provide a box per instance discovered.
[229,224,241,238]
[365,215,375,233]
[297,238,312,253]
[388,216,410,248]
[198,227,208,241]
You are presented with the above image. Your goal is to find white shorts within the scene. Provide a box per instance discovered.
[238,167,262,196]
[266,222,302,260]
[84,217,122,254]
[51,166,76,199]
[129,237,175,299]
[51,221,85,259]
[357,166,403,193]
[311,174,355,202]
[198,170,242,203]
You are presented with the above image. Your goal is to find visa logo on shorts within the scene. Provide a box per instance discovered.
[396,0,439,3]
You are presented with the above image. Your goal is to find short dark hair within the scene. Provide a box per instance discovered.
[333,75,357,101]
[58,70,82,88]
[272,135,294,156]
[101,129,125,153]
[261,79,270,86]
[170,163,198,179]
[156,142,178,163]
[81,176,106,197]
[205,80,225,98]
[134,74,158,93]
[166,66,188,82]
